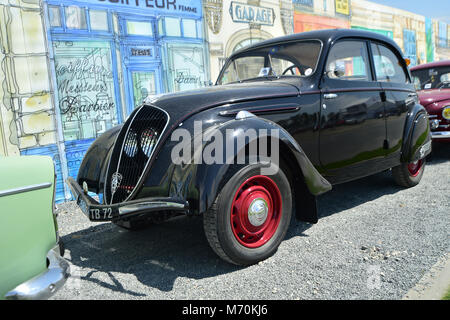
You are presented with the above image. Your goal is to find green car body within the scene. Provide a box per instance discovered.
[0,156,69,299]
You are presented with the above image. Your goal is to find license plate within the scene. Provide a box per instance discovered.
[77,197,113,221]
[88,207,113,221]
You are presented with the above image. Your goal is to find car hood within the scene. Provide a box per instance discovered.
[417,89,450,107]
[144,80,300,120]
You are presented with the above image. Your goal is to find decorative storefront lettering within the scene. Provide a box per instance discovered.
[229,2,275,26]
[95,0,198,13]
[53,41,118,141]
[175,72,200,84]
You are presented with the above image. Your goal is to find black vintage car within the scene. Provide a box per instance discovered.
[67,29,431,265]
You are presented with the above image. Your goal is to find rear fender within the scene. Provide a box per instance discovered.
[401,104,432,163]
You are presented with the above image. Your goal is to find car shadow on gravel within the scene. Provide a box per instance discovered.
[62,144,449,295]
[62,216,242,294]
[62,171,402,295]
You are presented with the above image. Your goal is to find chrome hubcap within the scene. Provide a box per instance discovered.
[248,198,269,227]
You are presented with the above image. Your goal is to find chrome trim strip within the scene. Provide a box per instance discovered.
[432,131,450,139]
[119,201,187,215]
[4,244,70,300]
[0,182,52,198]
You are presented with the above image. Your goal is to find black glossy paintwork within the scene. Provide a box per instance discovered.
[76,29,431,222]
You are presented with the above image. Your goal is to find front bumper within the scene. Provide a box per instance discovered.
[432,131,450,139]
[66,177,189,222]
[4,244,69,300]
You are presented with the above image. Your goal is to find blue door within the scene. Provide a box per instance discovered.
[126,65,162,112]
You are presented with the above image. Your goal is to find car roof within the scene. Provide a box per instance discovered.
[231,28,403,57]
[410,60,450,71]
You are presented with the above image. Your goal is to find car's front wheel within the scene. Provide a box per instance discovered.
[392,159,426,187]
[203,163,292,266]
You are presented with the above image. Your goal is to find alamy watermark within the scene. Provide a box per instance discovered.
[170,121,280,175]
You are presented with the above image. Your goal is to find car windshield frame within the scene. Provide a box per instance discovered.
[411,66,450,90]
[216,39,323,85]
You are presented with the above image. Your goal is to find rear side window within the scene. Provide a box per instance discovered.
[371,43,408,83]
[325,41,371,82]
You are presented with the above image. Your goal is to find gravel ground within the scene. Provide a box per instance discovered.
[51,143,449,300]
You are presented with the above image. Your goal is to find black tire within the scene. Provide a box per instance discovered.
[203,162,292,266]
[392,159,426,188]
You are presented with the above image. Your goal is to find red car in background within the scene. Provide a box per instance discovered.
[411,60,450,142]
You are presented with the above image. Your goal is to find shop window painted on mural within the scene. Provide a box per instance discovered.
[182,19,197,38]
[53,41,118,141]
[165,17,182,37]
[167,45,207,92]
[132,72,156,107]
[65,6,87,29]
[90,10,109,31]
[49,5,62,27]
[127,20,153,36]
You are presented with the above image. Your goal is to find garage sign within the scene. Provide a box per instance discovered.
[229,2,275,26]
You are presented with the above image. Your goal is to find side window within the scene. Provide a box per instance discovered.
[325,41,371,82]
[371,43,408,83]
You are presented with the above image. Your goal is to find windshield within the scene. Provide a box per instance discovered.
[411,66,450,90]
[217,40,322,85]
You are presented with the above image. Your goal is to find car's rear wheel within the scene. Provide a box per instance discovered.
[392,159,426,187]
[203,163,292,265]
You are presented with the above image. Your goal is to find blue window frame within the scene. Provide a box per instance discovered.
[158,16,202,39]
[46,2,113,36]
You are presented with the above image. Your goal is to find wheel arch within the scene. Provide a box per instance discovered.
[181,115,331,223]
[401,103,432,163]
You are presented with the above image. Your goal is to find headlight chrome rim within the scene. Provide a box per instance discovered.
[442,106,450,120]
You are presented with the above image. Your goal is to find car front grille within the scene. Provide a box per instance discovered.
[105,105,169,204]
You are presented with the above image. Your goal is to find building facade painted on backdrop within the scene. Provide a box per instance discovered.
[0,0,449,202]
[204,0,294,82]
[0,0,209,201]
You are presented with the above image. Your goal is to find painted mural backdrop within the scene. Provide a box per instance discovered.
[294,0,350,33]
[1,0,450,203]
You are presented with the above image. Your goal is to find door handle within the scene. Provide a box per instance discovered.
[324,93,338,100]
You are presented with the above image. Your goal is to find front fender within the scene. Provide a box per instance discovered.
[170,115,331,220]
[76,125,123,193]
[401,104,432,163]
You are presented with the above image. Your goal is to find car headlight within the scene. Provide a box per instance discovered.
[443,106,450,120]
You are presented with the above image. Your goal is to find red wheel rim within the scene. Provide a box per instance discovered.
[407,160,423,177]
[230,175,282,248]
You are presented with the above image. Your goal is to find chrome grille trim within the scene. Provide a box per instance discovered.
[105,105,170,204]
